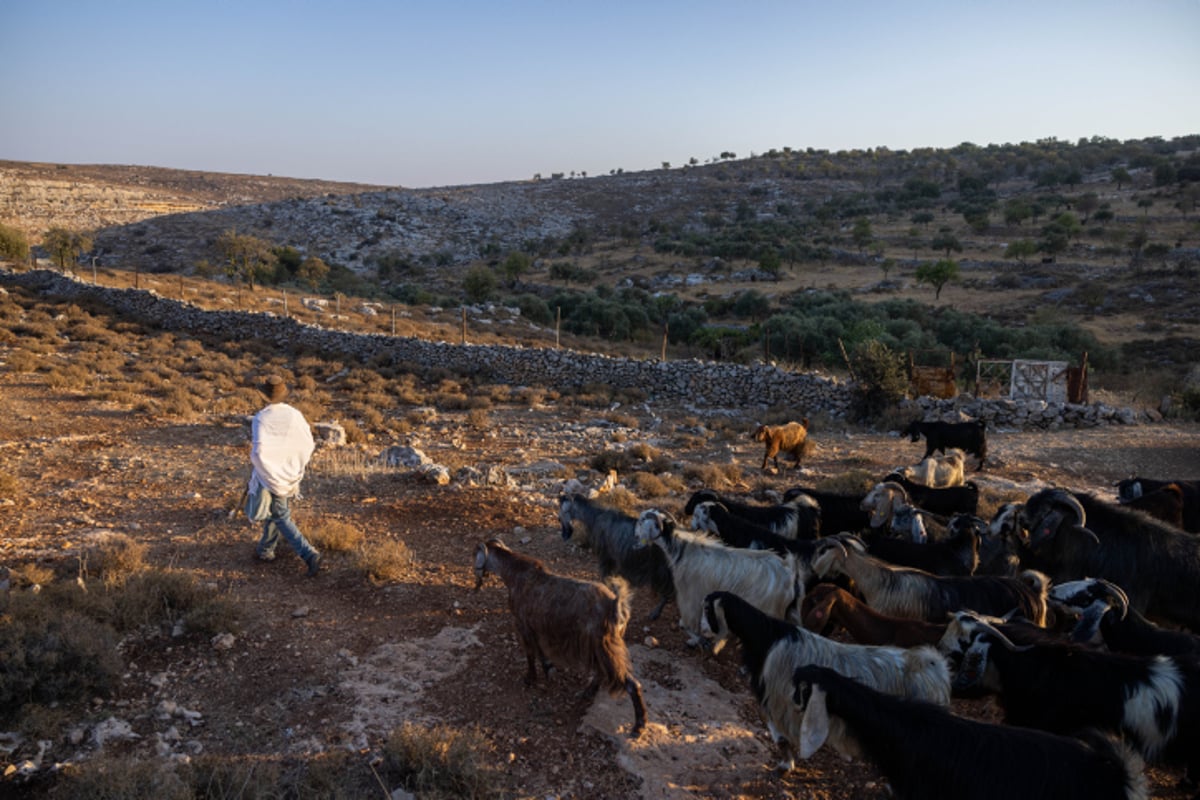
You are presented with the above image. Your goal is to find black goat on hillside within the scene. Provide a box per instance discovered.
[902,418,987,471]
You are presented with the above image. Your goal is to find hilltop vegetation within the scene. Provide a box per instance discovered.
[2,135,1199,398]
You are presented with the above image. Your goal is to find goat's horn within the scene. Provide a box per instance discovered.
[1094,579,1130,619]
[1047,489,1087,528]
[976,618,1035,652]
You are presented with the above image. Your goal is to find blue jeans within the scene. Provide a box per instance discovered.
[256,493,319,564]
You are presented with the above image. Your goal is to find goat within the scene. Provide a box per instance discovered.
[801,583,1055,650]
[1049,578,1200,657]
[801,583,946,647]
[895,448,967,488]
[790,664,1148,800]
[753,418,809,472]
[684,488,820,540]
[472,538,645,737]
[691,501,819,564]
[860,520,979,576]
[634,509,805,647]
[902,417,987,470]
[877,473,980,518]
[968,509,1021,576]
[782,486,870,535]
[701,590,950,772]
[1121,483,1189,531]
[1014,488,1200,630]
[811,535,1049,625]
[558,492,674,620]
[1116,478,1200,533]
[938,610,1200,788]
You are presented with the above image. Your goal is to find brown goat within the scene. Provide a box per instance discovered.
[473,538,646,737]
[753,418,810,472]
[801,583,946,647]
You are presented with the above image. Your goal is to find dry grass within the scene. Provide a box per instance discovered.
[88,533,148,588]
[356,538,416,584]
[309,517,366,552]
[381,721,503,800]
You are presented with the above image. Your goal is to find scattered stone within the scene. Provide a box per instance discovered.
[211,633,236,651]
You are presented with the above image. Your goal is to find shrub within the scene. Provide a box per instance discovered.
[356,538,415,584]
[682,462,742,488]
[90,534,148,588]
[849,340,909,422]
[0,593,122,724]
[50,756,192,800]
[0,470,18,499]
[310,518,365,552]
[380,722,502,800]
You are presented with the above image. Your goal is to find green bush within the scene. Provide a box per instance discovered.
[849,340,909,422]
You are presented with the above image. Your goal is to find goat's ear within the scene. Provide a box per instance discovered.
[798,685,830,759]
[473,545,488,571]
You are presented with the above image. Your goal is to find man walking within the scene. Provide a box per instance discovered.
[250,375,321,576]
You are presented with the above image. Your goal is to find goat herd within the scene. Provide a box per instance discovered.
[472,418,1200,800]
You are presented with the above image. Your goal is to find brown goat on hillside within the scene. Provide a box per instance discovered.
[473,538,646,737]
[753,418,810,472]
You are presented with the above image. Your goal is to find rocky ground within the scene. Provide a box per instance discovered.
[3,363,1199,798]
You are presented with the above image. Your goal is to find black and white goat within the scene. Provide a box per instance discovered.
[1014,488,1200,630]
[811,535,1049,625]
[1049,578,1200,657]
[473,538,646,737]
[1117,477,1200,533]
[558,492,674,620]
[876,474,980,518]
[782,486,871,535]
[790,664,1148,800]
[701,590,950,772]
[634,509,806,647]
[690,500,818,561]
[939,610,1200,789]
[683,488,820,540]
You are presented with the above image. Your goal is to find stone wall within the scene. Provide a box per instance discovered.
[2,269,1150,428]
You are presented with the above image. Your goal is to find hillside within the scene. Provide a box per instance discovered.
[2,138,1199,386]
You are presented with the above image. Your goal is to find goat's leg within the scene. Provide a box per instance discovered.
[647,593,668,621]
[626,677,646,738]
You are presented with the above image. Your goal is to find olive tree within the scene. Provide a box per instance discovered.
[214,230,276,287]
[42,227,93,273]
[915,259,960,300]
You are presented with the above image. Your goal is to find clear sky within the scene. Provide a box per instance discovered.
[2,1,1198,189]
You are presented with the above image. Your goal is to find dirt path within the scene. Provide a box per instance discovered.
[2,370,1199,798]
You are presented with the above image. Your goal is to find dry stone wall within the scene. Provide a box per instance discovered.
[2,269,1149,428]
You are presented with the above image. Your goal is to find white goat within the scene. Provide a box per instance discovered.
[634,509,805,646]
[897,448,967,488]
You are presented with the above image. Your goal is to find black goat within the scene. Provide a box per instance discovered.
[683,488,820,540]
[961,509,1020,577]
[782,486,870,535]
[790,664,1148,800]
[860,522,979,576]
[1015,488,1200,630]
[902,418,987,471]
[1116,478,1200,533]
[558,492,675,620]
[939,610,1200,789]
[1050,578,1200,657]
[880,473,980,517]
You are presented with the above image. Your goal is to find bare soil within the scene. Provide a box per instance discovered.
[3,364,1200,799]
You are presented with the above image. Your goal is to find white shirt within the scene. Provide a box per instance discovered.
[250,402,315,497]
